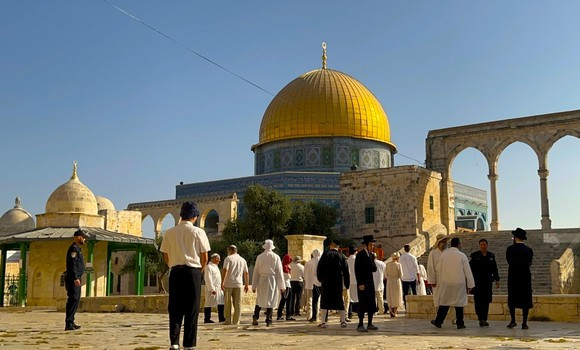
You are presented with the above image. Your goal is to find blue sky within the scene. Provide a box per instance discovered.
[1,0,578,233]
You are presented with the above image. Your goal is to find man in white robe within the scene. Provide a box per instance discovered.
[203,253,225,323]
[251,239,285,327]
[430,237,475,329]
[346,245,359,320]
[427,234,448,307]
[372,254,386,315]
[304,249,322,322]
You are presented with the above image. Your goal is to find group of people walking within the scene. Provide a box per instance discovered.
[428,228,534,330]
[91,201,534,349]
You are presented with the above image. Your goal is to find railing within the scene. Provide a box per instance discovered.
[3,274,23,307]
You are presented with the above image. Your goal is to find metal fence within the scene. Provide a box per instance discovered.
[3,274,22,306]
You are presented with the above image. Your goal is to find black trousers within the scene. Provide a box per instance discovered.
[311,286,321,320]
[65,280,81,326]
[168,266,202,348]
[402,280,417,305]
[474,292,491,321]
[204,305,225,322]
[277,288,293,318]
[435,305,464,326]
[290,281,303,315]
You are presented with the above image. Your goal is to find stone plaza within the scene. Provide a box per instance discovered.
[0,308,579,350]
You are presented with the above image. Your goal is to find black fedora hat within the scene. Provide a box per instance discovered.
[361,235,376,244]
[511,227,527,240]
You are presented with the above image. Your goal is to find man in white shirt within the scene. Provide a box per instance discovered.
[203,253,225,323]
[289,256,305,317]
[303,249,322,322]
[160,202,210,350]
[372,254,386,315]
[221,245,249,325]
[399,244,420,307]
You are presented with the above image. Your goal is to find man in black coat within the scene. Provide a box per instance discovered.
[64,229,89,331]
[355,235,378,332]
[506,228,533,330]
[316,240,350,328]
[469,239,500,327]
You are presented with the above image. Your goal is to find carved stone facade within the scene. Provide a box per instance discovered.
[426,109,580,231]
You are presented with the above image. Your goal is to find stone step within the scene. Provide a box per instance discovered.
[417,229,578,295]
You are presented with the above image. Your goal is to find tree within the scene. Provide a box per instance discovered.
[242,184,292,240]
[287,201,338,236]
[120,234,169,293]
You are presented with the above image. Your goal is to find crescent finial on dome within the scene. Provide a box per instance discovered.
[322,42,327,69]
[71,160,78,180]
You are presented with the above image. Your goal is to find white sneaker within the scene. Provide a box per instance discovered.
[169,345,179,350]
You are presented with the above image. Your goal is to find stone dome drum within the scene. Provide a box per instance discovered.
[45,165,98,215]
[252,63,396,175]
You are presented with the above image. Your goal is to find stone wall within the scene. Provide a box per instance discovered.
[36,212,104,229]
[340,165,443,256]
[285,234,326,261]
[56,291,259,313]
[551,248,576,294]
[102,210,142,236]
[406,294,580,322]
[27,240,109,306]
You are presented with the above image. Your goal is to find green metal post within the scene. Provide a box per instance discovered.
[0,246,6,307]
[106,247,112,296]
[135,246,144,295]
[85,241,95,297]
[18,243,28,307]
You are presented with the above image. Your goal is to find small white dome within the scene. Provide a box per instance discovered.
[96,196,115,211]
[0,197,35,233]
[45,162,98,215]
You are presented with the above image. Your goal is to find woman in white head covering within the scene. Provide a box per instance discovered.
[251,239,286,326]
[385,252,404,317]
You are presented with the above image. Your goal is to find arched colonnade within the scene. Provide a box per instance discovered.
[426,110,580,232]
[127,194,238,239]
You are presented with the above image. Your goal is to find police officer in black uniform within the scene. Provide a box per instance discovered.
[65,229,88,331]
[469,238,500,327]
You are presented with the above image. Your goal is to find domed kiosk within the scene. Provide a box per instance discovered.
[0,162,154,307]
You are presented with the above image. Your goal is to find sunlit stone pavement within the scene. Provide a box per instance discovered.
[0,308,579,349]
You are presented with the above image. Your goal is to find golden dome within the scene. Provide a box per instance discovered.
[255,68,394,149]
[45,162,98,215]
[96,195,115,211]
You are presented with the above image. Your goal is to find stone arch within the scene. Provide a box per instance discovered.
[496,141,541,229]
[446,143,490,178]
[426,109,580,231]
[199,208,219,236]
[141,215,156,239]
[448,146,491,231]
[157,212,178,235]
[544,135,580,228]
